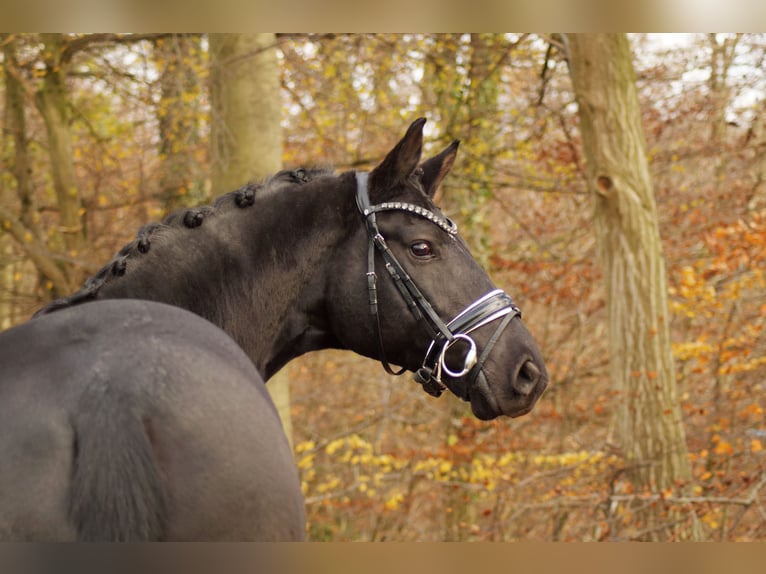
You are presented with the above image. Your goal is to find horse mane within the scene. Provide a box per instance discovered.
[35,168,334,317]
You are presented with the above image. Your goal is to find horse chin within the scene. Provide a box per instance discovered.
[468,371,503,420]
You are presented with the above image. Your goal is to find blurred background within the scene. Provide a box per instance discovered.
[0,33,764,541]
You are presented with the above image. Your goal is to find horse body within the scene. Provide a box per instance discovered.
[0,300,304,540]
[0,119,548,540]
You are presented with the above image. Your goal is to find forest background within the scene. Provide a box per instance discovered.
[0,33,764,541]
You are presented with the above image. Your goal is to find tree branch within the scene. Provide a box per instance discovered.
[0,206,72,295]
[609,472,766,507]
[60,33,178,63]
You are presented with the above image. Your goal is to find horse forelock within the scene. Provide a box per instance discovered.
[34,168,336,317]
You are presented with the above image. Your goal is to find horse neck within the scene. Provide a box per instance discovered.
[96,175,353,378]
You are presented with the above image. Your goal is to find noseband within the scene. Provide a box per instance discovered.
[355,172,521,399]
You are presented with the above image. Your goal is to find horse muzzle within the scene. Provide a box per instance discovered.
[468,357,548,420]
[413,290,548,420]
[413,289,522,398]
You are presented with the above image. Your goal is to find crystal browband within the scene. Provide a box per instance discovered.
[362,202,458,235]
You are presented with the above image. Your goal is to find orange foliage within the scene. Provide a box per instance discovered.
[1,33,765,541]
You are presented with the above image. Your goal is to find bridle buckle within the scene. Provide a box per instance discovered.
[439,333,478,379]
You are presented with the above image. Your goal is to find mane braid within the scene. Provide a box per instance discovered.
[33,168,333,317]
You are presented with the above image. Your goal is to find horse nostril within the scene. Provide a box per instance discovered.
[514,360,541,395]
[521,360,541,382]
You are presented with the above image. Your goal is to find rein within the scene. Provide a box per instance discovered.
[355,172,521,399]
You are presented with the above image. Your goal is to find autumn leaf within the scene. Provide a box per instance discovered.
[714,441,734,456]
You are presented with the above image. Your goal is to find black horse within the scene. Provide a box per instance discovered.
[0,118,547,541]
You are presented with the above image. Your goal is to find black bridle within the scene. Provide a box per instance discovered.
[355,172,521,399]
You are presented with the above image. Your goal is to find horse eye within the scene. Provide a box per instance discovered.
[410,241,433,258]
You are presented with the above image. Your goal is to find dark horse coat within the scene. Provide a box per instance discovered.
[0,119,548,540]
[0,300,304,540]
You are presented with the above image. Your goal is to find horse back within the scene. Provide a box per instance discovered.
[0,300,305,541]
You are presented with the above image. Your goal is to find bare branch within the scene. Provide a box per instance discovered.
[0,206,72,294]
[60,33,178,63]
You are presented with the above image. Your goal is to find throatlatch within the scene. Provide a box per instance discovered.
[355,172,521,399]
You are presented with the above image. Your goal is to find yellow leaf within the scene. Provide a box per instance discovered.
[714,441,733,456]
[752,439,763,453]
[384,492,404,511]
[295,440,315,454]
[297,454,314,469]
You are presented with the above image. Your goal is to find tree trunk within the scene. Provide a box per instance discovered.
[35,34,85,275]
[747,97,766,211]
[208,33,293,446]
[464,33,501,252]
[707,33,741,189]
[155,34,205,210]
[2,34,73,303]
[2,35,30,327]
[2,37,36,232]
[209,34,282,195]
[565,33,699,540]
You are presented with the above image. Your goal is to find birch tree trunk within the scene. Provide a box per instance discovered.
[565,33,699,540]
[208,33,294,446]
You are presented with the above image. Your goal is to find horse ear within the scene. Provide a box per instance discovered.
[369,118,426,199]
[419,139,459,200]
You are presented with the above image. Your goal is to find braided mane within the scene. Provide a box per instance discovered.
[35,168,333,317]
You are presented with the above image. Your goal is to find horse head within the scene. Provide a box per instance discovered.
[328,118,548,420]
